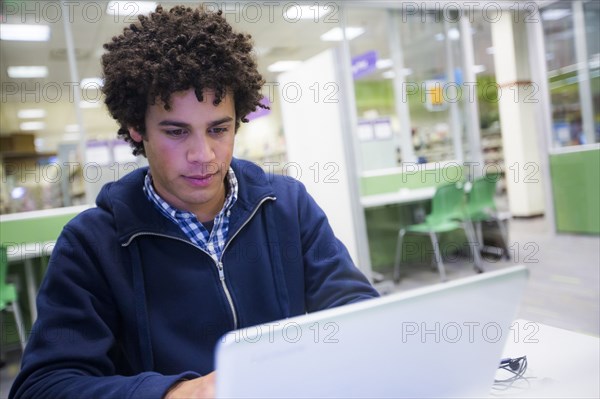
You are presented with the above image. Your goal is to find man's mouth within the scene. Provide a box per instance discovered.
[183,173,215,186]
[187,174,213,180]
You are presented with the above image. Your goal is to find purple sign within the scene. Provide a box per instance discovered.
[246,96,271,121]
[352,50,378,79]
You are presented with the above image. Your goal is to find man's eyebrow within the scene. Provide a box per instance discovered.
[157,120,190,128]
[157,117,234,128]
[207,116,234,127]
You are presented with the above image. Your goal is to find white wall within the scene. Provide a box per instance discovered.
[277,49,361,266]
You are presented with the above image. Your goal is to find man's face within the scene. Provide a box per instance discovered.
[129,89,236,221]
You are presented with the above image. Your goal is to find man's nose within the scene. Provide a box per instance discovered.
[187,133,215,164]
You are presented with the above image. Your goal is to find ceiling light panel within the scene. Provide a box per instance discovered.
[18,109,47,119]
[81,77,104,89]
[376,59,393,69]
[7,66,49,78]
[20,121,46,131]
[320,27,365,42]
[79,100,101,109]
[65,124,81,133]
[268,61,302,72]
[542,9,571,21]
[0,24,50,41]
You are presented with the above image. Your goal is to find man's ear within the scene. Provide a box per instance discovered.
[128,127,144,142]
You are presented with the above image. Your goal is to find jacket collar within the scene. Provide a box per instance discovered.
[95,158,276,245]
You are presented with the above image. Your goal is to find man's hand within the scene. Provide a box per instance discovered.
[165,372,216,399]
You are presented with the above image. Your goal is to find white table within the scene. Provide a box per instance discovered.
[360,187,436,209]
[495,319,600,398]
[1,205,90,323]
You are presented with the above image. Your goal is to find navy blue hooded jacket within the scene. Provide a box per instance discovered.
[10,158,379,399]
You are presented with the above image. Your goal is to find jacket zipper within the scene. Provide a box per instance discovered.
[217,196,276,329]
[123,196,276,330]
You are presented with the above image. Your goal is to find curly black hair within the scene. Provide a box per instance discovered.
[101,5,267,156]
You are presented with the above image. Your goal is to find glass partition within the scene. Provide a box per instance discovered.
[542,0,600,148]
[400,9,458,165]
[346,4,500,173]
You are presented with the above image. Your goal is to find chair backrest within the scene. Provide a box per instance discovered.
[427,182,466,223]
[467,173,500,215]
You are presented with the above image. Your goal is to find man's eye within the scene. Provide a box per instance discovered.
[208,127,228,135]
[166,129,186,136]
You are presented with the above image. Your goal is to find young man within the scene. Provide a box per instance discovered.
[9,5,378,399]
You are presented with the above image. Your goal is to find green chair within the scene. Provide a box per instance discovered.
[1,245,27,351]
[465,173,510,259]
[393,182,484,282]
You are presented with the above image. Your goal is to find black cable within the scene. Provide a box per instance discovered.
[492,356,532,393]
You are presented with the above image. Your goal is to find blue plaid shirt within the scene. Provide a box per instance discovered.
[143,168,238,263]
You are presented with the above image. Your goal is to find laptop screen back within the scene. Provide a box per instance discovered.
[215,265,529,398]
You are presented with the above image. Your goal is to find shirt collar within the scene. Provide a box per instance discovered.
[143,167,238,220]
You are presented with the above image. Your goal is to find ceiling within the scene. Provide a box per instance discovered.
[1,1,364,149]
[0,0,565,151]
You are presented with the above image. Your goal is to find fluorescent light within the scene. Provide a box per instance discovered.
[65,124,81,133]
[435,33,445,41]
[106,1,157,16]
[320,27,365,42]
[20,121,46,131]
[11,187,26,199]
[79,100,101,109]
[18,109,46,119]
[376,59,393,69]
[81,77,104,89]
[267,60,301,72]
[284,5,333,20]
[0,24,50,41]
[8,66,48,78]
[447,28,460,41]
[542,9,571,21]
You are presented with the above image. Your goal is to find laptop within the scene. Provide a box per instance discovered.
[215,265,529,398]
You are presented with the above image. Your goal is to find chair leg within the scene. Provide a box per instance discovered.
[393,229,406,283]
[10,301,27,351]
[475,221,483,252]
[463,221,484,273]
[428,232,447,282]
[496,219,511,260]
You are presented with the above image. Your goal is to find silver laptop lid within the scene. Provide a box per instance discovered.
[215,265,529,398]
